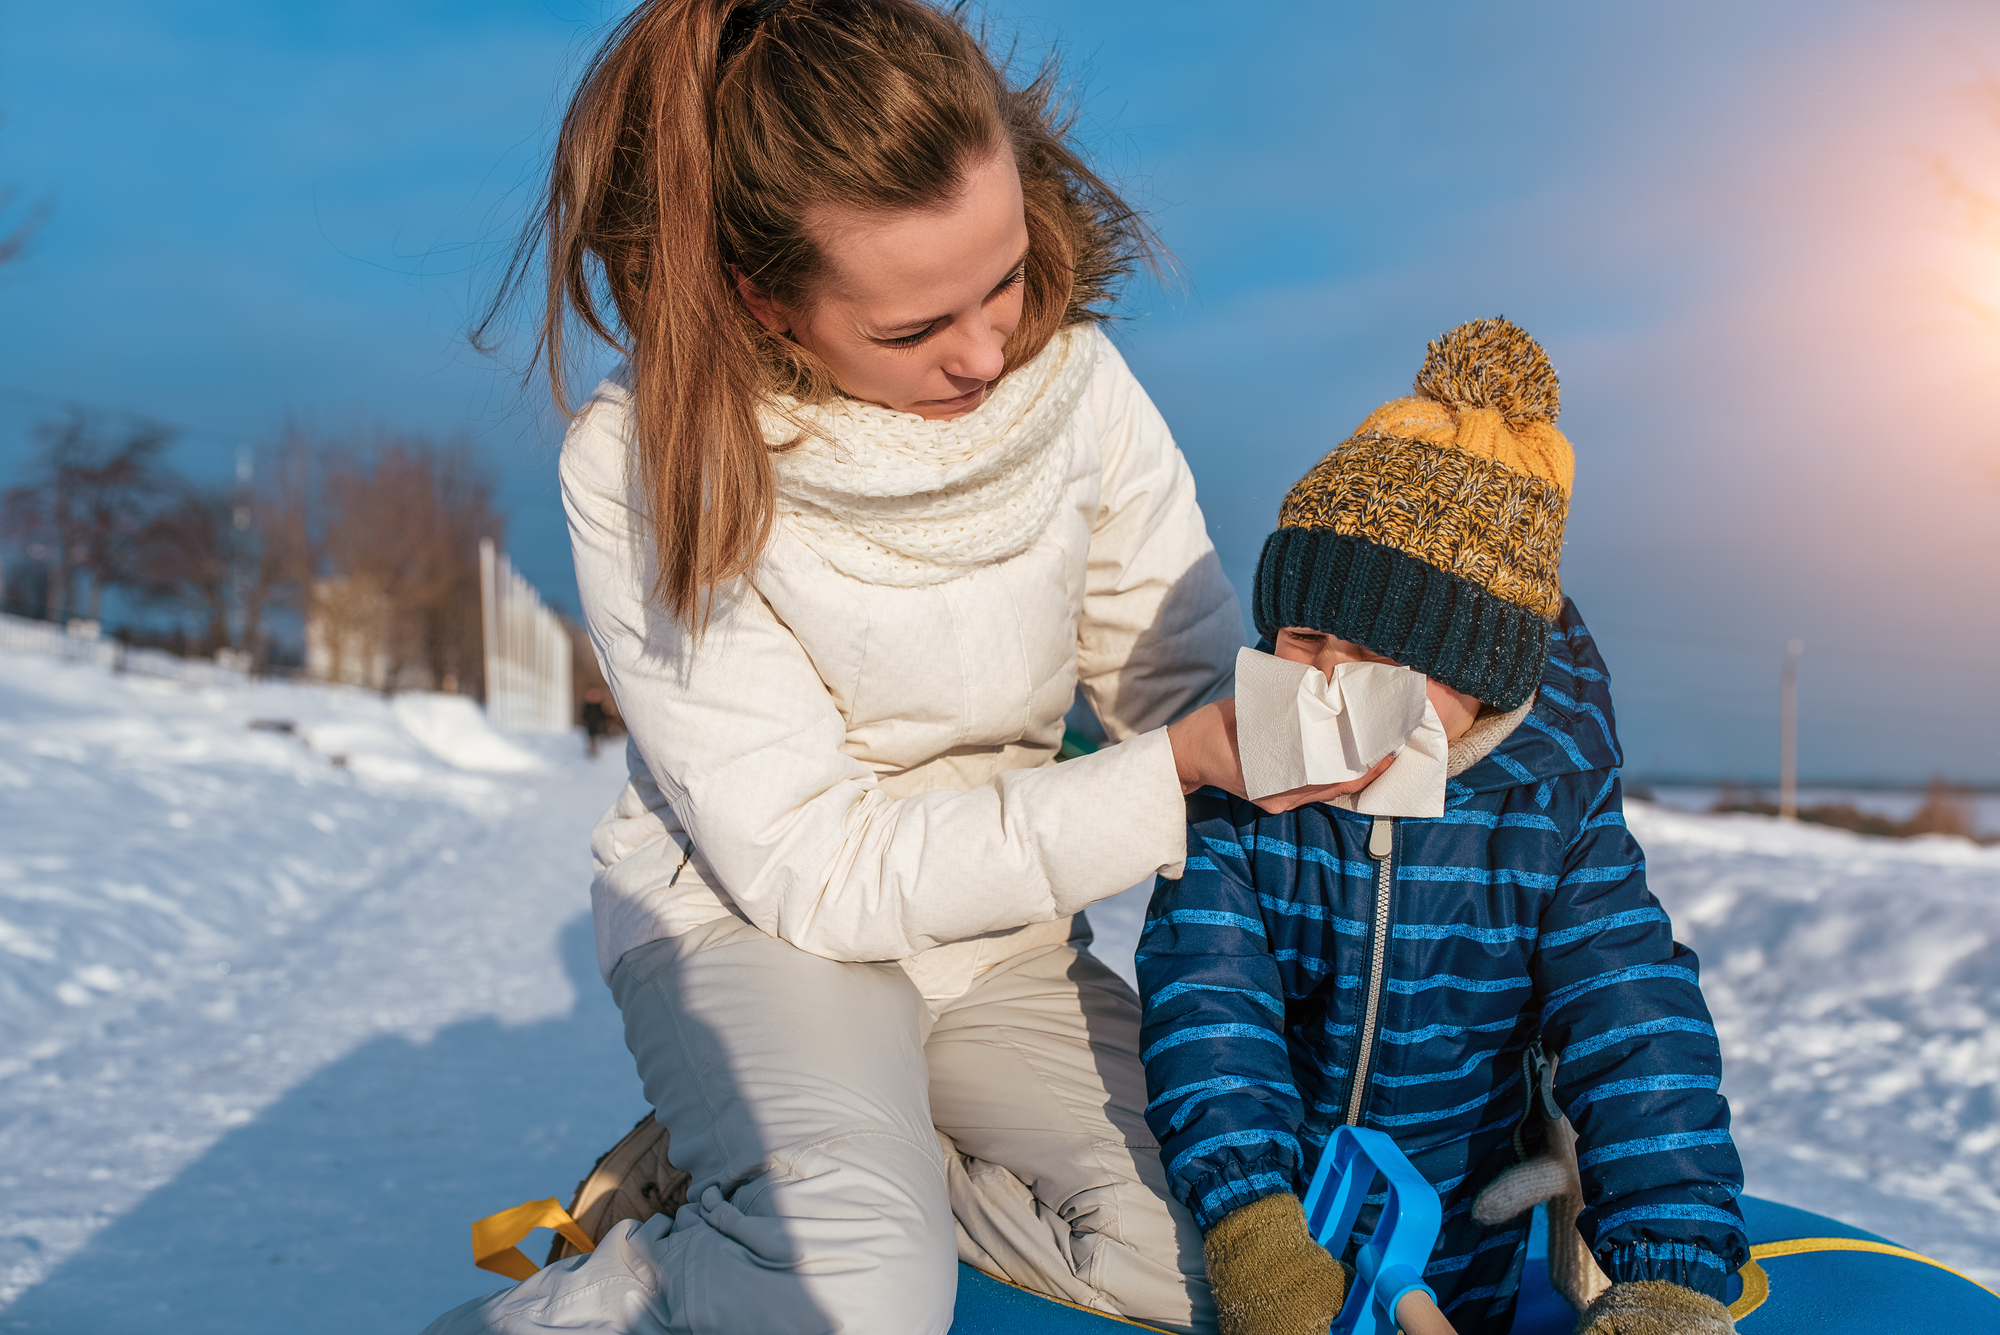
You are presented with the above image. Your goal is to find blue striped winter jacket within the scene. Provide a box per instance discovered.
[1137,602,1746,1333]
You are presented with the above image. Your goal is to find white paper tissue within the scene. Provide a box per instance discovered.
[1233,646,1449,816]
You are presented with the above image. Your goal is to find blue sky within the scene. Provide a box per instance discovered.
[2,0,1997,783]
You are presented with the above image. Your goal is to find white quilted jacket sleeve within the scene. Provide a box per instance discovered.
[1075,337,1244,738]
[562,349,1235,965]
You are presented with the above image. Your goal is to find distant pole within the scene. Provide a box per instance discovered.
[1778,639,1804,820]
[479,538,498,708]
[231,446,253,657]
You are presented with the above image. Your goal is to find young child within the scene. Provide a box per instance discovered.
[1139,320,1746,1335]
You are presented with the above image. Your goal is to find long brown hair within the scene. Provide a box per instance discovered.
[482,0,1154,625]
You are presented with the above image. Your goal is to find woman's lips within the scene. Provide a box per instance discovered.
[925,383,986,410]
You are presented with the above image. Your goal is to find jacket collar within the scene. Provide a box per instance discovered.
[1447,599,1623,799]
[1446,693,1536,778]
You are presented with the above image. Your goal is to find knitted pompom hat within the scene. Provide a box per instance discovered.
[1252,317,1573,710]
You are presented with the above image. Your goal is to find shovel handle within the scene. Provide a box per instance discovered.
[1394,1288,1456,1335]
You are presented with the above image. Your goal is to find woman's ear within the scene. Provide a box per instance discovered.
[733,270,792,336]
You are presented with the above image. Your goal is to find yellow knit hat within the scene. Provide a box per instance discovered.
[1253,318,1573,708]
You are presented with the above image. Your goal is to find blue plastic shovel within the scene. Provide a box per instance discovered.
[1300,1126,1445,1335]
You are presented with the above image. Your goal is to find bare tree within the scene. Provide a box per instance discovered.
[0,114,48,271]
[244,431,318,669]
[130,429,337,670]
[315,435,503,693]
[0,413,173,622]
[2,408,511,686]
[0,184,45,269]
[135,486,235,650]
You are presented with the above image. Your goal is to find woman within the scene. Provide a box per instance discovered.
[426,2,1339,1331]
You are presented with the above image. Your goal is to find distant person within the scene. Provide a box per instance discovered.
[1138,321,1747,1335]
[421,2,1350,1332]
[579,687,612,759]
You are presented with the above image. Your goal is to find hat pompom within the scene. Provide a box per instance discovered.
[1412,317,1560,428]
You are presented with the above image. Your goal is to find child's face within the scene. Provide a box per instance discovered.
[1273,627,1482,743]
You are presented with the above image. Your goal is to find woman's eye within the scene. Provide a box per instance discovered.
[877,323,940,348]
[875,266,1024,349]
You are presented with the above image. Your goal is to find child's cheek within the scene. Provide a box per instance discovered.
[1425,677,1480,739]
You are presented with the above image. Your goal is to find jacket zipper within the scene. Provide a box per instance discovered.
[1344,814,1395,1127]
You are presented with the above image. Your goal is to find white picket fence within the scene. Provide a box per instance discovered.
[0,613,110,666]
[0,612,251,688]
[479,538,573,733]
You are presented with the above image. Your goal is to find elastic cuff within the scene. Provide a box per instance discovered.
[1602,1241,1732,1301]
[1131,726,1192,878]
[1186,1163,1297,1232]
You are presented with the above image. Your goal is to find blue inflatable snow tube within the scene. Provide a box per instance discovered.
[946,1195,2000,1333]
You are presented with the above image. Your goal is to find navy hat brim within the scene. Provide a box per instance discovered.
[1252,528,1550,711]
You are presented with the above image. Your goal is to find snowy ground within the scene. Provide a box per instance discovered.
[0,649,1995,1333]
[0,650,647,1331]
[1626,803,2000,1284]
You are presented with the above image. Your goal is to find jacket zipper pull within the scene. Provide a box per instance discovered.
[1368,814,1393,860]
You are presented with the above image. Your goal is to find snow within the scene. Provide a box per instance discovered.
[1624,802,2000,1285]
[0,648,1995,1331]
[0,650,646,1330]
[391,693,544,774]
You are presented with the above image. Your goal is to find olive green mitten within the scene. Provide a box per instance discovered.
[1574,1281,1734,1335]
[1203,1193,1354,1335]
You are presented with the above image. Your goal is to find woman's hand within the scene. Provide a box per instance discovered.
[1167,699,1393,815]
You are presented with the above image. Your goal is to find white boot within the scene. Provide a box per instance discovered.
[546,1114,692,1265]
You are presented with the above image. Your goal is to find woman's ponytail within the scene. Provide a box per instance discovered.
[533,0,769,627]
[492,0,1155,627]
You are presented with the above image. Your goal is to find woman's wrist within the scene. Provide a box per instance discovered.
[1167,699,1242,796]
[1168,698,1393,815]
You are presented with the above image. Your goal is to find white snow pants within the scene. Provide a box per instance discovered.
[421,915,1215,1334]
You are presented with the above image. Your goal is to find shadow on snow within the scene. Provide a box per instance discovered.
[1,915,647,1334]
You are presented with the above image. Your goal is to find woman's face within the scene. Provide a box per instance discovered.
[738,149,1030,421]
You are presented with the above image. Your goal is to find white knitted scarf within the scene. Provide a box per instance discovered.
[766,325,1097,586]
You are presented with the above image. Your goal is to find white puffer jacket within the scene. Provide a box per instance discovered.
[563,325,1242,999]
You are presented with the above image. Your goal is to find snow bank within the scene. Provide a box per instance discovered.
[1629,801,2000,1284]
[393,692,543,773]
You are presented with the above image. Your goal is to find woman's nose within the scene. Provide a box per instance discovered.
[939,317,1007,384]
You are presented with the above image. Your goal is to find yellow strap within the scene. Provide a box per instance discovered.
[1728,1236,2000,1320]
[471,1198,596,1282]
